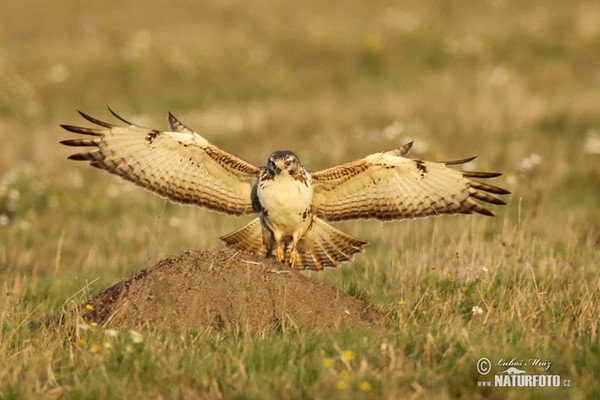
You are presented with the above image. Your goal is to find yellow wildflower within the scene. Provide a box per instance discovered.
[323,358,335,368]
[335,380,348,390]
[446,274,453,281]
[340,351,355,362]
[85,304,94,310]
[359,381,372,391]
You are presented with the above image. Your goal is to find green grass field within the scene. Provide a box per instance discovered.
[1,0,599,398]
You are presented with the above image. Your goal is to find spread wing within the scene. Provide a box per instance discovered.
[311,142,510,222]
[60,108,261,216]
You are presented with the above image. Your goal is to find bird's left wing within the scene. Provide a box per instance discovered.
[60,109,261,216]
[311,142,510,222]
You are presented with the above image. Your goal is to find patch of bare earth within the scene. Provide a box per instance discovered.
[80,248,386,332]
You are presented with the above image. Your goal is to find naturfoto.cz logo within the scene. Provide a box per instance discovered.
[476,357,571,388]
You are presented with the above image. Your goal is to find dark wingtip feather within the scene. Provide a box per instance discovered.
[383,141,414,157]
[462,171,503,178]
[60,139,95,147]
[67,153,94,161]
[470,180,511,195]
[167,112,178,126]
[106,105,135,126]
[445,156,478,165]
[60,124,103,136]
[167,112,194,133]
[77,110,114,128]
[476,208,495,217]
[400,141,414,156]
[469,190,507,205]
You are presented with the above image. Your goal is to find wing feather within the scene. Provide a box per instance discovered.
[311,143,510,222]
[60,110,261,216]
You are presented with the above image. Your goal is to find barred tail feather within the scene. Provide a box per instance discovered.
[220,217,367,271]
[290,218,368,271]
[219,218,268,257]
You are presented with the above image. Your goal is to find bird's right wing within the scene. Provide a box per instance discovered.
[60,109,261,216]
[311,142,510,222]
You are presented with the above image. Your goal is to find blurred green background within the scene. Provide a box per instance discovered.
[1,0,598,256]
[1,0,599,398]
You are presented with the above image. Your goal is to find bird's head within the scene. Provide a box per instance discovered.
[266,151,302,176]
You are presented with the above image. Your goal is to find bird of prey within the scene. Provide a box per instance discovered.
[60,109,510,270]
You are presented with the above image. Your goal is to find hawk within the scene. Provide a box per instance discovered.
[60,108,510,270]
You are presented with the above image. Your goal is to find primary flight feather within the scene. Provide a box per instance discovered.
[61,109,510,271]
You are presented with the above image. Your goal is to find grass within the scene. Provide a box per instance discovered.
[1,0,599,398]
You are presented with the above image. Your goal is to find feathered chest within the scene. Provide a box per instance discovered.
[257,170,313,218]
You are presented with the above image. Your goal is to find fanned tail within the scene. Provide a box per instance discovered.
[288,218,368,271]
[220,217,368,271]
[219,218,268,257]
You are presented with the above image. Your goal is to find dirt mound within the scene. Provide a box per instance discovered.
[80,248,385,331]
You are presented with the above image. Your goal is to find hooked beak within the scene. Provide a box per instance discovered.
[275,163,283,174]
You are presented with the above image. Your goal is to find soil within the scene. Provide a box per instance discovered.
[79,248,386,332]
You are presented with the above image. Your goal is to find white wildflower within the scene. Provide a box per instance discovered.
[78,322,91,331]
[104,328,118,337]
[471,306,484,315]
[129,329,144,343]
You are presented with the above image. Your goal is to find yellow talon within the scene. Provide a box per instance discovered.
[276,245,285,262]
[289,249,297,269]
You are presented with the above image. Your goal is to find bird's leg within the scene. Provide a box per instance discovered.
[276,241,285,262]
[288,232,301,269]
[270,227,286,262]
[289,247,298,269]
